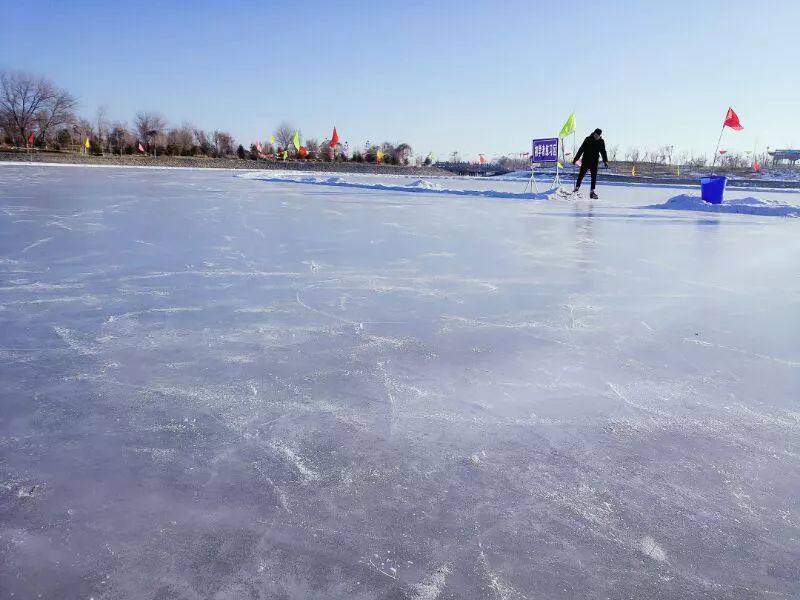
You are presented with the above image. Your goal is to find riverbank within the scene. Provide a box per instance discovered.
[0,149,449,176]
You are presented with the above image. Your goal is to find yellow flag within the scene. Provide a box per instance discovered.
[282,150,288,160]
[676,165,681,176]
[556,161,564,169]
[631,165,636,176]
[559,113,576,139]
[84,138,91,149]
[269,135,276,145]
[292,132,300,150]
[376,149,384,162]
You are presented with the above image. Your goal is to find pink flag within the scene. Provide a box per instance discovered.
[256,142,263,153]
[138,142,145,153]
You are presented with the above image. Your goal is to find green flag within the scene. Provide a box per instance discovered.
[292,132,300,150]
[559,113,576,139]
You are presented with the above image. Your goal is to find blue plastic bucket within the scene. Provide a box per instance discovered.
[700,175,726,204]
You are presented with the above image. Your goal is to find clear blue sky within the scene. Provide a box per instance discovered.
[1,0,798,161]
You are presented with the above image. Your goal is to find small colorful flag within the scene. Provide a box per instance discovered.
[631,165,636,176]
[329,127,339,148]
[282,150,288,160]
[376,149,384,163]
[723,107,743,131]
[557,161,564,169]
[559,113,576,139]
[479,154,486,164]
[256,142,263,153]
[138,142,145,153]
[84,138,91,149]
[292,132,300,150]
[719,150,728,155]
[27,134,34,145]
[269,135,276,145]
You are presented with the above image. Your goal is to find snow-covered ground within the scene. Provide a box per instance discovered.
[1,164,799,599]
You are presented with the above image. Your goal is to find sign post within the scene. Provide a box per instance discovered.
[525,137,559,193]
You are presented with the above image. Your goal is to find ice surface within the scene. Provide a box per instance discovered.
[1,164,799,599]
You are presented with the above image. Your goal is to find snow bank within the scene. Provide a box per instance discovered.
[239,172,554,200]
[405,179,444,190]
[645,194,800,217]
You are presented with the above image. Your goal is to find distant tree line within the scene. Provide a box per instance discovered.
[0,70,415,164]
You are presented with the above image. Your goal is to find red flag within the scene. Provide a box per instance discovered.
[256,142,263,153]
[479,154,486,164]
[723,107,743,131]
[329,127,339,148]
[753,161,761,172]
[27,134,34,145]
[138,142,145,153]
[719,150,728,155]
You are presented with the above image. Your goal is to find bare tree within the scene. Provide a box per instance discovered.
[319,140,334,162]
[625,147,641,163]
[75,117,94,153]
[660,145,674,165]
[304,138,320,159]
[608,144,619,162]
[394,143,413,165]
[645,148,663,164]
[212,130,234,156]
[193,129,213,155]
[95,105,109,154]
[167,122,195,155]
[273,122,297,150]
[133,111,167,154]
[688,153,708,167]
[0,70,77,146]
[109,121,132,156]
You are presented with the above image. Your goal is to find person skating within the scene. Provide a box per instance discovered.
[573,128,608,199]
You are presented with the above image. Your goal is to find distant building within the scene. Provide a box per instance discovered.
[768,149,800,166]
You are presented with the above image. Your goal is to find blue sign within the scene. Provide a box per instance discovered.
[532,138,559,163]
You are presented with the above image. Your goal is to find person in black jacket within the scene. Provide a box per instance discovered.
[573,128,608,198]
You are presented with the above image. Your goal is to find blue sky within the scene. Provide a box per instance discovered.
[1,0,798,160]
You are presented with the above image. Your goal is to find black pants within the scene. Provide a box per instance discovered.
[576,161,598,190]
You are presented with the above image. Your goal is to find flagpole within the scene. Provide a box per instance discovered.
[572,130,576,180]
[711,123,725,172]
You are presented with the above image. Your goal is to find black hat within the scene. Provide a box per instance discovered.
[594,128,603,135]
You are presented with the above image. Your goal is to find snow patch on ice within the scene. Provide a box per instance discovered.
[411,565,450,600]
[239,172,554,201]
[646,194,800,217]
[405,179,443,190]
[21,237,53,254]
[640,536,668,562]
[270,441,320,482]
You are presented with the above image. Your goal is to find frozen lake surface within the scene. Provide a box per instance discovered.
[1,165,799,599]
